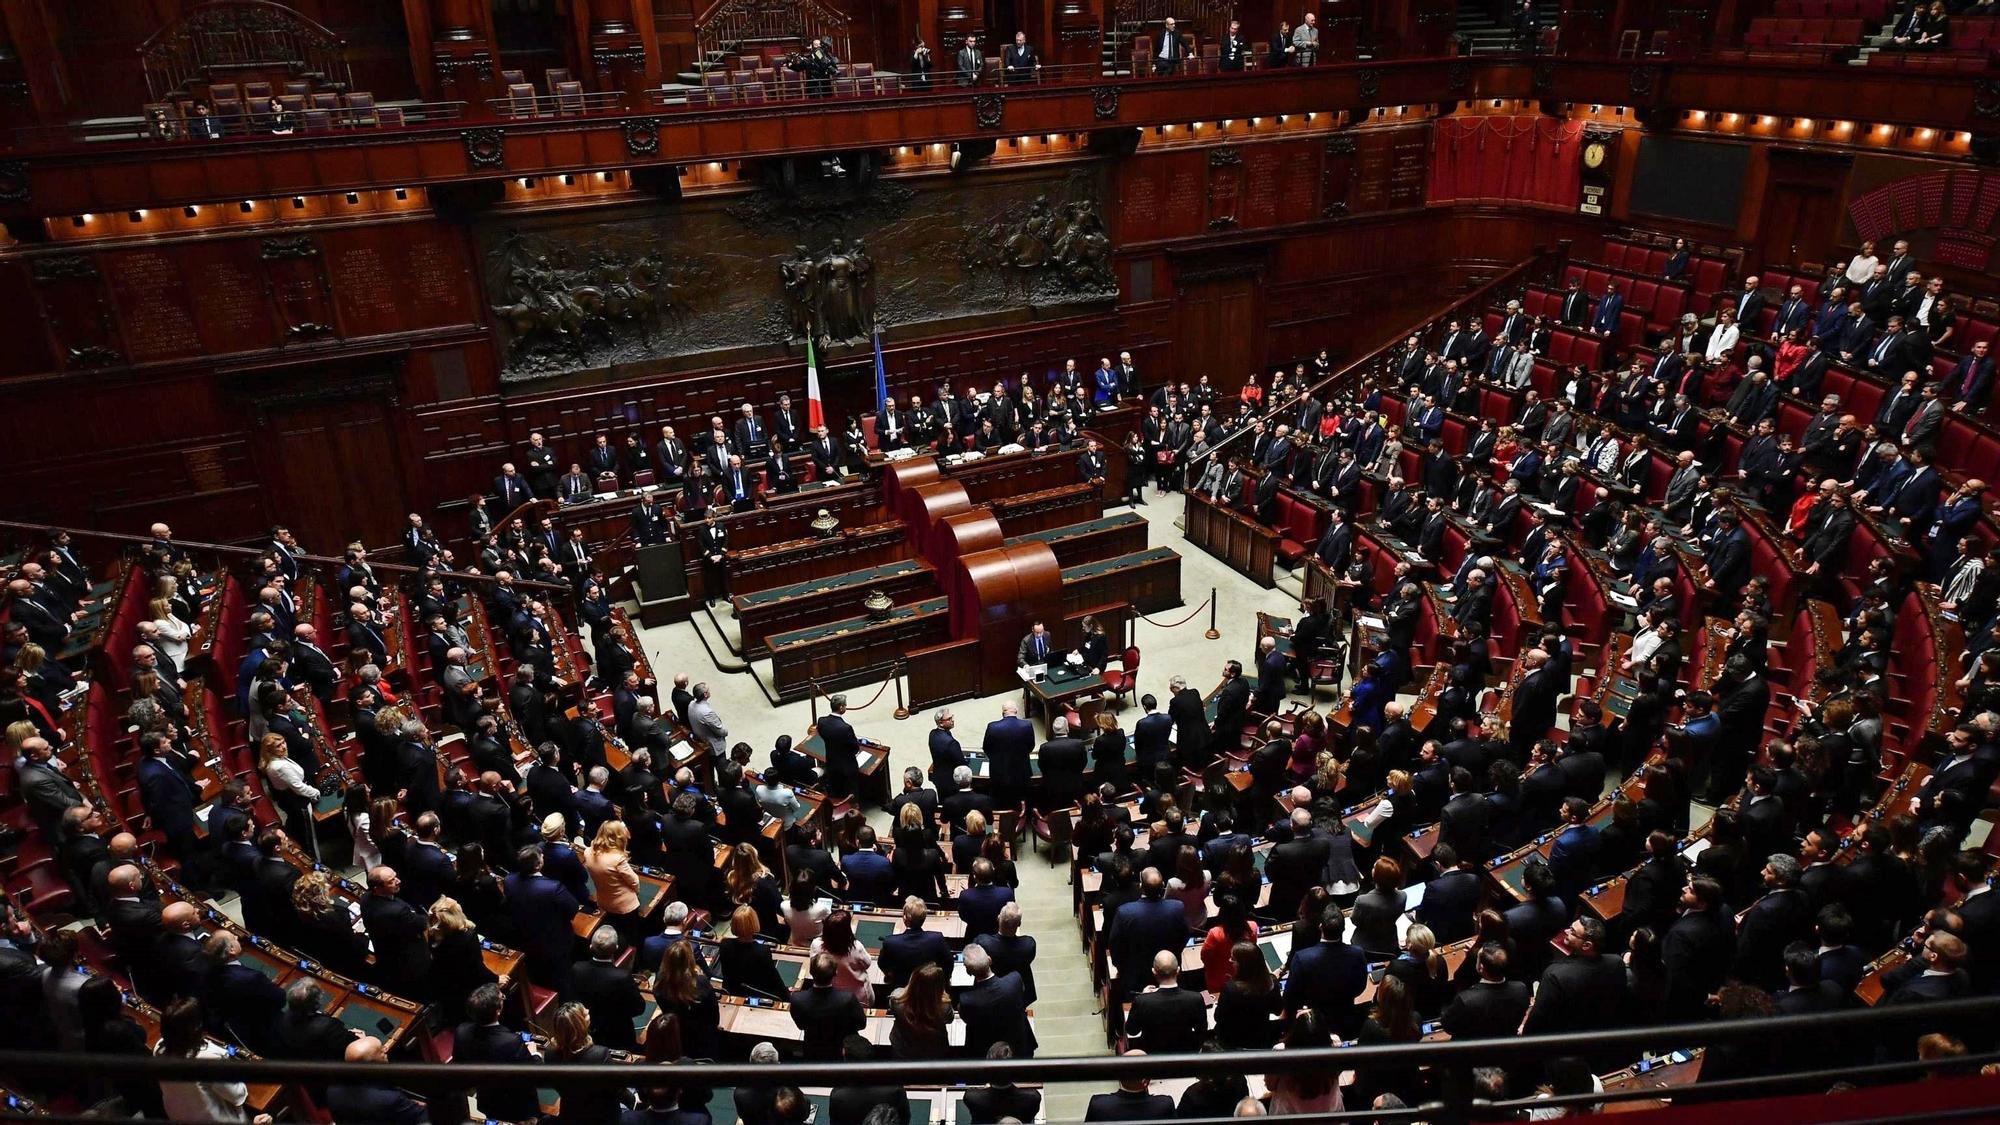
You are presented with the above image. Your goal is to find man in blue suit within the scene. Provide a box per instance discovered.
[818,694,863,801]
[1416,844,1484,943]
[136,732,202,867]
[327,1036,428,1124]
[1282,905,1369,1037]
[505,845,582,993]
[959,858,1015,941]
[204,930,286,1054]
[1132,694,1173,780]
[1590,283,1624,334]
[395,813,456,911]
[1105,869,1189,999]
[1546,797,1602,904]
[878,896,952,993]
[840,824,897,904]
[982,701,1036,811]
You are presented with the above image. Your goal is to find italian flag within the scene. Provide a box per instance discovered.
[805,333,825,429]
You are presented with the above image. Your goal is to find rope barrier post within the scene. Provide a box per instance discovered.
[807,683,820,734]
[1205,585,1220,640]
[893,660,909,720]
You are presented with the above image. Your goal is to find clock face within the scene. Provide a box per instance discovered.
[1583,142,1607,170]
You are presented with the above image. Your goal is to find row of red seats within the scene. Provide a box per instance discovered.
[1598,237,1734,298]
[1947,15,2000,51]
[1743,16,1868,46]
[1772,0,1890,19]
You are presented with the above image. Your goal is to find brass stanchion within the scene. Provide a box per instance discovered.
[1205,586,1220,640]
[893,661,910,720]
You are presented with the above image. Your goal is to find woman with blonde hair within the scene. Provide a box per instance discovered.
[889,961,952,1059]
[289,868,369,979]
[147,596,195,667]
[584,819,649,949]
[546,1002,629,1122]
[717,903,788,1000]
[647,939,720,1062]
[156,572,195,625]
[259,731,321,857]
[723,841,784,937]
[809,908,874,1004]
[426,896,497,1024]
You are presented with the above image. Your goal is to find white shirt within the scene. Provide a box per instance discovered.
[266,755,321,802]
[1845,253,1880,285]
[151,615,193,666]
[158,1041,252,1122]
[1704,321,1740,362]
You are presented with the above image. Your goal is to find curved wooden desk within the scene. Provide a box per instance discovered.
[954,541,1062,693]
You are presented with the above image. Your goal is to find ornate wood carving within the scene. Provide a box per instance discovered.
[260,236,319,260]
[1629,65,1658,98]
[622,118,662,157]
[0,160,28,205]
[1447,61,1470,94]
[973,94,1005,129]
[247,372,400,425]
[1091,86,1120,120]
[463,127,506,170]
[30,255,98,283]
[1977,80,2000,120]
[1357,68,1380,98]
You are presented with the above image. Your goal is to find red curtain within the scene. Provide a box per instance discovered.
[1427,115,1585,209]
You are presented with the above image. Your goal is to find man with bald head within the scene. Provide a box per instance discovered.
[15,736,81,841]
[327,1034,427,1123]
[4,578,71,652]
[205,929,285,1053]
[1123,949,1204,1054]
[360,865,431,996]
[142,900,207,1007]
[1509,648,1560,761]
[288,622,338,703]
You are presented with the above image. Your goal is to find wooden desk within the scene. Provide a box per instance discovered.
[1596,1049,1704,1111]
[732,558,937,657]
[767,596,952,701]
[729,520,911,597]
[795,730,892,806]
[1182,490,1278,588]
[1006,512,1151,568]
[992,482,1105,537]
[1061,547,1182,615]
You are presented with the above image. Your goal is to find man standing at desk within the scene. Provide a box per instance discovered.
[983,701,1035,812]
[1002,30,1039,84]
[697,510,728,605]
[818,694,862,802]
[1017,621,1052,670]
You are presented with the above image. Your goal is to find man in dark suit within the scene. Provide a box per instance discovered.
[1121,949,1206,1054]
[204,930,287,1054]
[1086,1072,1175,1122]
[816,695,863,801]
[829,1036,910,1125]
[1438,769,1492,864]
[1251,636,1288,716]
[1662,876,1736,1021]
[494,463,535,508]
[1590,284,1624,334]
[1167,676,1210,770]
[964,1044,1043,1123]
[570,927,645,1049]
[1416,844,1483,942]
[960,942,1037,1056]
[452,984,540,1122]
[504,846,582,993]
[784,964,863,1064]
[134,733,201,865]
[360,866,432,999]
[1210,660,1250,751]
[1732,854,1814,990]
[327,1035,428,1125]
[1884,931,1971,1008]
[1131,694,1173,782]
[1507,649,1560,762]
[878,897,952,994]
[959,859,1014,941]
[1441,943,1532,1039]
[1105,870,1189,998]
[1001,30,1040,83]
[1282,905,1370,1036]
[981,700,1037,811]
[1520,915,1629,1035]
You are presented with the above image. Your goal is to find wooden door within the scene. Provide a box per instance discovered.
[258,395,410,553]
[1758,151,1851,270]
[1175,268,1260,395]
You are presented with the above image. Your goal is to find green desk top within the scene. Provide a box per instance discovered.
[855,919,897,949]
[239,947,289,982]
[1061,547,1177,583]
[767,596,948,651]
[335,995,407,1038]
[1005,512,1143,547]
[736,560,926,610]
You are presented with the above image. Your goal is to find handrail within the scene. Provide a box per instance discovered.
[0,519,571,596]
[1188,247,1565,473]
[3,993,1996,1093]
